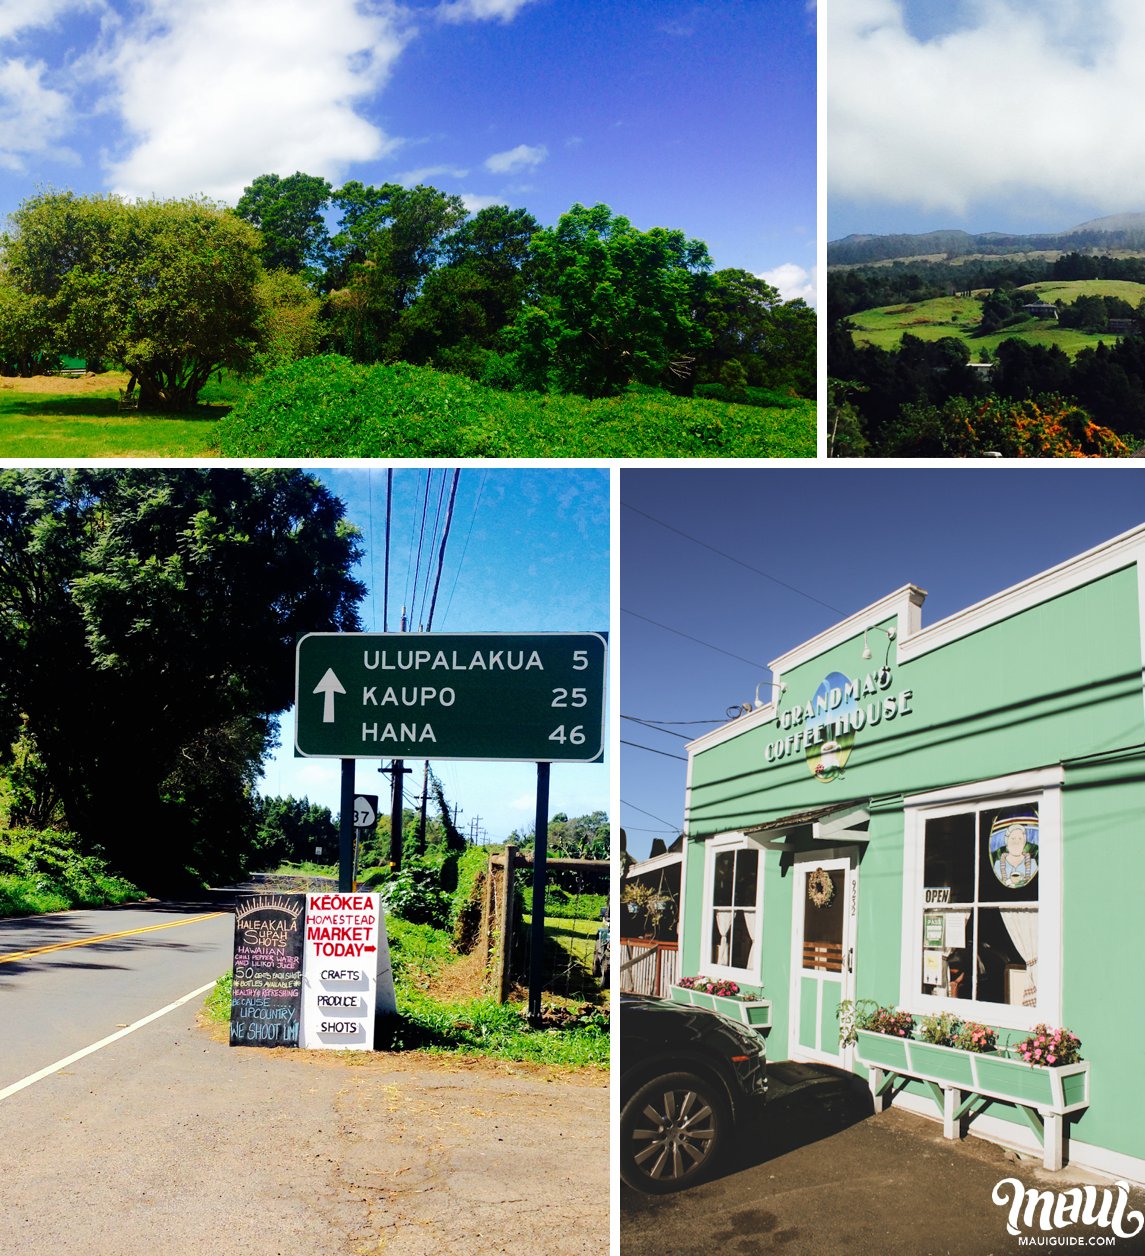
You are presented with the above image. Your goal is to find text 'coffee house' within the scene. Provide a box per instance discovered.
[669,523,1145,1183]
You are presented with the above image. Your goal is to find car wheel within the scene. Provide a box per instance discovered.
[620,1070,729,1193]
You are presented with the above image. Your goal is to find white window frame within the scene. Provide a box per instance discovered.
[901,767,1062,1033]
[701,832,765,981]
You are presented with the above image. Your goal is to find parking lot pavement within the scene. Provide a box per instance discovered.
[621,1062,1145,1256]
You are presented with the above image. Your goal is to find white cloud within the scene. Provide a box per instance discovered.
[0,58,72,170]
[397,163,469,186]
[484,142,547,175]
[0,0,101,40]
[460,192,506,213]
[437,0,538,24]
[829,0,1145,218]
[759,262,816,306]
[100,0,410,202]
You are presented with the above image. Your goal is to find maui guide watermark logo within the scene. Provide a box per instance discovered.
[992,1177,1144,1244]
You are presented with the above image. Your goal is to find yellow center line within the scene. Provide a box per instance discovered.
[0,912,227,964]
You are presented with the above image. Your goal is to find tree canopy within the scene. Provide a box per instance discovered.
[0,470,365,887]
[3,193,265,409]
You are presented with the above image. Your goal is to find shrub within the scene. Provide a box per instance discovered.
[217,354,815,458]
[0,828,141,917]
[380,858,453,928]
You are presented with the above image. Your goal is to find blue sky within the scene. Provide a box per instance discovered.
[828,0,1145,241]
[259,466,610,843]
[620,467,1145,861]
[0,0,816,301]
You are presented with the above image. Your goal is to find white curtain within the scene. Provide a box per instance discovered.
[1000,908,1038,1006]
[713,909,733,966]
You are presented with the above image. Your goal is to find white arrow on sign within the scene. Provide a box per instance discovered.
[313,668,346,723]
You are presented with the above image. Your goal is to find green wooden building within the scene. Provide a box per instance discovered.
[675,522,1145,1181]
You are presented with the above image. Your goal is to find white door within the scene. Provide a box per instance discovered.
[789,855,858,1066]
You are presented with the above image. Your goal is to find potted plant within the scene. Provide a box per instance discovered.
[974,1025,1089,1109]
[840,999,914,1070]
[670,975,771,1027]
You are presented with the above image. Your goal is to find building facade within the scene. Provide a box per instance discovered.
[677,524,1145,1183]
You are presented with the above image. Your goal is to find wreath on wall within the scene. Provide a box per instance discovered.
[807,867,835,909]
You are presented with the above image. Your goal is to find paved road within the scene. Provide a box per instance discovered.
[621,1063,1145,1256]
[0,895,609,1255]
[0,897,236,1093]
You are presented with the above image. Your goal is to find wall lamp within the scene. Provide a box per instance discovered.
[754,680,786,708]
[861,625,896,661]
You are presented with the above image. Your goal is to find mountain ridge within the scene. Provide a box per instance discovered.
[829,212,1145,266]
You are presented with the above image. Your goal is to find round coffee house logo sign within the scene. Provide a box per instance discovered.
[765,667,915,782]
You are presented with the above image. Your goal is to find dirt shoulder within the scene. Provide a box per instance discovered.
[0,371,128,395]
[199,1019,610,1256]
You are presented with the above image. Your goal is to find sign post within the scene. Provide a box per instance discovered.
[292,630,608,1042]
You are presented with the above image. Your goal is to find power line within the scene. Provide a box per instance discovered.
[442,470,486,627]
[426,470,461,631]
[621,715,693,741]
[621,607,769,670]
[620,799,681,830]
[621,715,732,726]
[621,738,689,762]
[622,501,846,616]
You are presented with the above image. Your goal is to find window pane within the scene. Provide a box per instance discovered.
[733,848,759,906]
[729,911,755,969]
[709,908,733,967]
[712,850,734,906]
[979,803,1039,903]
[923,812,975,902]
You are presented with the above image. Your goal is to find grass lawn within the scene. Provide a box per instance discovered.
[0,371,235,458]
[0,365,815,459]
[848,296,1123,360]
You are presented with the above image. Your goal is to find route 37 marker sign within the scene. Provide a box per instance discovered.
[294,632,606,762]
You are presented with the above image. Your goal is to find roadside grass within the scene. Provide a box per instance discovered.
[269,860,337,878]
[206,914,608,1068]
[0,830,142,919]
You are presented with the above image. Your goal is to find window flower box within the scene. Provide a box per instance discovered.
[669,984,771,1029]
[853,1028,1090,1171]
[854,1027,911,1072]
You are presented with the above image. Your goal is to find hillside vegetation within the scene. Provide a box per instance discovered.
[217,355,815,459]
[847,280,1145,357]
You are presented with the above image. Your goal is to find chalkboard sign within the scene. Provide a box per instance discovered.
[230,893,307,1048]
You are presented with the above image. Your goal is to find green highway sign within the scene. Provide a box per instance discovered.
[295,632,607,762]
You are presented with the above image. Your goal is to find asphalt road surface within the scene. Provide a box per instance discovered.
[0,895,608,1255]
[621,1062,1145,1256]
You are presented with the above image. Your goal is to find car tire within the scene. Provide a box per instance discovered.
[620,1070,730,1194]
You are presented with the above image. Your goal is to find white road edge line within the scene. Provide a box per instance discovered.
[0,980,217,1103]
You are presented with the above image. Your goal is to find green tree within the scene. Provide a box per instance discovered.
[0,469,366,888]
[505,203,712,397]
[696,269,798,390]
[234,172,332,276]
[254,268,324,372]
[326,182,468,361]
[0,274,52,376]
[251,795,337,867]
[3,192,266,410]
[398,204,539,370]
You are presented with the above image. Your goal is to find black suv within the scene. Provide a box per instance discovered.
[620,993,767,1193]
